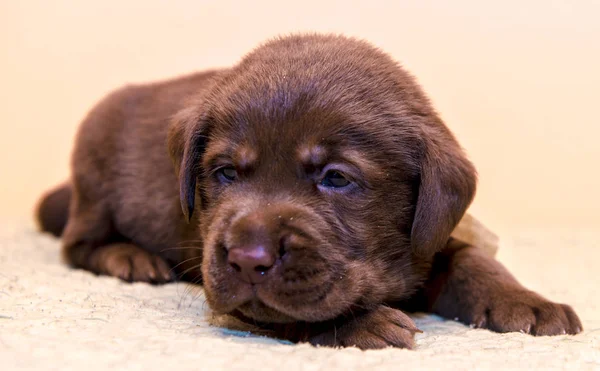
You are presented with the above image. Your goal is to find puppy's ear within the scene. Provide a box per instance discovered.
[168,106,209,222]
[411,125,477,257]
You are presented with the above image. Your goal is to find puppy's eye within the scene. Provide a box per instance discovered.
[320,170,351,188]
[217,167,237,182]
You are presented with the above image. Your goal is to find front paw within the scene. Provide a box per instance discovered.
[88,244,174,283]
[308,306,421,350]
[463,288,582,336]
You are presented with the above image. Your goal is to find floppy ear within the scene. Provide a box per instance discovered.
[411,127,477,257]
[168,106,209,222]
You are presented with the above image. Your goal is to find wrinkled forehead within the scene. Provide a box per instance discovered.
[200,60,424,177]
[203,103,383,171]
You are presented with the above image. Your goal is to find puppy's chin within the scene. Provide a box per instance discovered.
[203,275,352,324]
[235,300,298,324]
[201,277,298,323]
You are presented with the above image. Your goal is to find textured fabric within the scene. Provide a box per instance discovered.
[1,219,598,370]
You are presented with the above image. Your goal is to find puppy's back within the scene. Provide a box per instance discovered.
[37,70,220,248]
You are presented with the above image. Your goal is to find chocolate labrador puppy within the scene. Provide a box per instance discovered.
[37,34,582,349]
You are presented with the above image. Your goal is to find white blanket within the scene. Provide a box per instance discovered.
[1,219,598,370]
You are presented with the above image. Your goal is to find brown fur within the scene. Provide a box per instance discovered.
[36,34,582,349]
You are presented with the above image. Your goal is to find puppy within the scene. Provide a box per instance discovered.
[36,34,582,349]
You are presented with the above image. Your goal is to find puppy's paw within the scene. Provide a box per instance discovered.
[466,288,582,336]
[88,243,174,283]
[309,306,421,350]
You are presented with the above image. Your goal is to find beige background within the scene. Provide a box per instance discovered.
[1,0,599,233]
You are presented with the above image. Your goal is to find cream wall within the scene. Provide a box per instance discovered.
[1,0,599,232]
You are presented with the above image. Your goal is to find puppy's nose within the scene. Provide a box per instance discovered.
[228,245,275,284]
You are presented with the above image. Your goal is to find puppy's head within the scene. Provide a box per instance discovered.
[169,34,476,323]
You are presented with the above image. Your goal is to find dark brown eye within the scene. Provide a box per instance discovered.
[320,170,351,188]
[217,167,237,182]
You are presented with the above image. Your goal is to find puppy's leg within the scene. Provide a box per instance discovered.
[425,238,582,335]
[273,306,420,350]
[310,306,420,349]
[85,243,173,283]
[62,194,173,284]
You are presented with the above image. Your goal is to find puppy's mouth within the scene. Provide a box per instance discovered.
[208,269,337,323]
[203,244,349,323]
[235,297,298,323]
